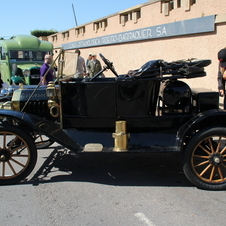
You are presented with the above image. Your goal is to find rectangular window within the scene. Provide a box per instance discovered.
[0,46,6,60]
[176,0,181,8]
[52,35,57,42]
[93,20,107,32]
[170,1,174,10]
[128,12,133,21]
[93,23,99,33]
[120,8,141,25]
[161,0,196,15]
[62,31,69,40]
[133,10,141,23]
[75,26,85,36]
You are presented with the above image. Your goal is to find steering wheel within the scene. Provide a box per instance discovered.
[99,53,118,77]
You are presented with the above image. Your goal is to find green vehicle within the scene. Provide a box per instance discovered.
[0,35,53,85]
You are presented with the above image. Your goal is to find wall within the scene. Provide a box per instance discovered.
[46,0,226,103]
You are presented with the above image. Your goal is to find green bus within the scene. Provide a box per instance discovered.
[0,35,53,85]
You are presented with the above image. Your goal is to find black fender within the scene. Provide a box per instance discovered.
[176,109,226,152]
[0,109,81,152]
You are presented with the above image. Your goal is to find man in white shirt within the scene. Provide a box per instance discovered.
[74,49,86,78]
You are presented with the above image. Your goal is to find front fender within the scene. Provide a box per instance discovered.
[11,76,25,84]
[0,109,80,152]
[177,109,226,152]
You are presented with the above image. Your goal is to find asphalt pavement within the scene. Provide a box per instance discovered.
[1,143,226,226]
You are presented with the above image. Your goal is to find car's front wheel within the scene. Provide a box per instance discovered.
[0,124,37,185]
[183,127,226,190]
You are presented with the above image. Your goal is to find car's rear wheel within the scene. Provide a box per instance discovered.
[183,127,226,190]
[0,124,37,185]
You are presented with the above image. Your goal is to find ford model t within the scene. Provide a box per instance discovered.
[0,50,225,190]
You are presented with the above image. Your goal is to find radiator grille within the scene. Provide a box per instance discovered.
[20,100,51,118]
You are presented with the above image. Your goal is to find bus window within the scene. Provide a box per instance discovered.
[9,50,47,61]
[18,51,24,59]
[10,50,19,59]
[32,51,41,60]
[32,51,47,61]
[0,47,6,60]
[24,51,30,59]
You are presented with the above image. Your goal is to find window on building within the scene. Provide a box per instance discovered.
[93,19,107,32]
[62,31,69,40]
[120,14,128,25]
[75,26,85,36]
[161,1,172,16]
[161,0,196,15]
[120,8,141,25]
[176,0,181,8]
[93,23,99,33]
[134,10,141,23]
[52,35,57,42]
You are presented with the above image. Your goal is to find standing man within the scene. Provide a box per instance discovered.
[74,49,86,78]
[218,48,226,109]
[86,53,92,67]
[86,53,92,77]
[87,54,104,78]
[40,54,55,85]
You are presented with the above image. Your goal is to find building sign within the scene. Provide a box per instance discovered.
[62,15,215,50]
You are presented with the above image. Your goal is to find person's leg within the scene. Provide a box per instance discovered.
[224,96,226,110]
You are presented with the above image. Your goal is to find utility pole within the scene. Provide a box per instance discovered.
[72,4,78,27]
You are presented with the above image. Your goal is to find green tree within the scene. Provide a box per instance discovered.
[31,29,58,37]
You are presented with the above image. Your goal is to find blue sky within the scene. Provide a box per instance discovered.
[1,0,147,38]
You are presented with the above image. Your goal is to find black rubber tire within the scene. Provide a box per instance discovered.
[183,127,226,190]
[0,124,37,185]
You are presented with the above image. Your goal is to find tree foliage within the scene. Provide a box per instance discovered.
[30,29,58,37]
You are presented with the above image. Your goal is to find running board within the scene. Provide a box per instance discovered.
[82,143,103,152]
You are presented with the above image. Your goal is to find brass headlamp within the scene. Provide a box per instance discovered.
[46,81,56,99]
[46,81,60,118]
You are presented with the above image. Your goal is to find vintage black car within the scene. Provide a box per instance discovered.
[0,52,225,190]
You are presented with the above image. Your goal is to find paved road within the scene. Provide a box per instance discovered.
[1,143,226,226]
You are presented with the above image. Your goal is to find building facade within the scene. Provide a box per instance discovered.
[45,0,226,96]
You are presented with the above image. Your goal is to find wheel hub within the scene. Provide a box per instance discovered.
[0,149,11,162]
[209,153,223,166]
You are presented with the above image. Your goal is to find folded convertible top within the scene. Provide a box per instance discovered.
[131,59,211,79]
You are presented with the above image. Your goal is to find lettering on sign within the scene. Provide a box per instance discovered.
[62,15,215,50]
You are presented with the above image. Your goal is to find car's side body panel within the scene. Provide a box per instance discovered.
[61,78,161,129]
